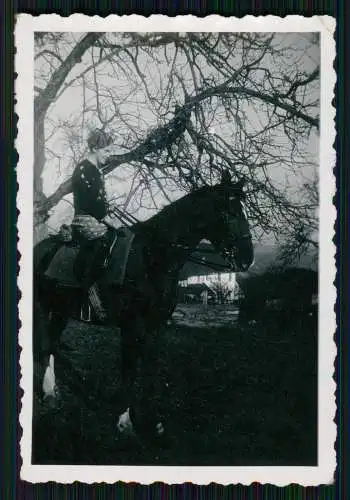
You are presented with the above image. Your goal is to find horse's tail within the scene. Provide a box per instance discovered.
[33,238,63,309]
[33,237,61,276]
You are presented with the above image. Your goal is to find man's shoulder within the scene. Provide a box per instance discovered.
[79,153,99,167]
[74,156,99,174]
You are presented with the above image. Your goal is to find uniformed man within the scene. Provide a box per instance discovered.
[71,128,116,320]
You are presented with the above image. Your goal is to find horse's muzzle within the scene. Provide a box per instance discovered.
[225,242,254,272]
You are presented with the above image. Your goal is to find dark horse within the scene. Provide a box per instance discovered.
[33,171,254,438]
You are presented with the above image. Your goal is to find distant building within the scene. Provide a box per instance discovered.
[178,241,243,303]
[178,240,317,305]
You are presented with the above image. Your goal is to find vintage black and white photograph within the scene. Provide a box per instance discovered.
[17,15,336,485]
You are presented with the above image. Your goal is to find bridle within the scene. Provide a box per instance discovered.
[108,192,250,272]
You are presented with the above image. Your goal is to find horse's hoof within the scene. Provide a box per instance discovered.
[53,385,61,401]
[42,394,60,411]
[156,422,164,436]
[116,408,135,437]
[41,385,61,411]
[117,408,165,442]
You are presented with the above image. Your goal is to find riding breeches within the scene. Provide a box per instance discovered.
[74,237,108,286]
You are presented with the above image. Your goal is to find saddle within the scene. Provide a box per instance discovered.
[44,227,134,288]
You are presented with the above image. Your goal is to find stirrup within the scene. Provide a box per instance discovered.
[103,232,119,268]
[88,284,107,321]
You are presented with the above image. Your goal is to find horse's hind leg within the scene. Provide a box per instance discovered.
[48,312,68,356]
[43,312,68,400]
[34,301,68,404]
[33,299,51,400]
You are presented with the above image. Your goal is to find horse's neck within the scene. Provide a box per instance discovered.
[142,198,207,266]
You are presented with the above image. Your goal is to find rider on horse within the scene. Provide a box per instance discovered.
[71,128,117,320]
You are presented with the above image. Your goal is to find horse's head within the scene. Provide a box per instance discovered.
[206,170,254,272]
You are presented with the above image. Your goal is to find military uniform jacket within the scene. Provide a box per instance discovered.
[72,153,109,221]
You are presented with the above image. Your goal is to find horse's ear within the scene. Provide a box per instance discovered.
[234,178,246,198]
[221,169,232,186]
[236,178,245,191]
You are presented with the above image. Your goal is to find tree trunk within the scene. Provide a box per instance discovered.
[34,220,48,245]
[33,108,48,244]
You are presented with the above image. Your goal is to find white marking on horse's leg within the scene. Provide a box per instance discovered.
[117,408,135,437]
[42,354,57,399]
[156,422,164,436]
[117,409,164,438]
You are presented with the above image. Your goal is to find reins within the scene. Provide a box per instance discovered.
[108,205,140,226]
[109,205,235,273]
[169,242,234,272]
[186,254,233,272]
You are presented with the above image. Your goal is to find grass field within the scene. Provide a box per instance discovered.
[32,304,317,466]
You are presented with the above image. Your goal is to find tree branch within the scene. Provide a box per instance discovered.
[35,49,63,63]
[186,83,319,130]
[35,32,104,118]
[36,70,319,221]
[34,32,320,257]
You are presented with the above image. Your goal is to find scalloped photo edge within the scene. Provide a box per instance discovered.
[16,14,336,485]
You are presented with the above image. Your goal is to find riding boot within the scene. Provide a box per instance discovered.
[79,238,108,321]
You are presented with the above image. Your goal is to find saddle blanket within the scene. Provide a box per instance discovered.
[103,227,134,286]
[44,227,134,287]
[45,245,80,286]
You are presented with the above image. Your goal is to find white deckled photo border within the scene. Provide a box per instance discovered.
[16,14,337,485]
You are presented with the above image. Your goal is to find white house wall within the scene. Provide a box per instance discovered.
[179,272,238,297]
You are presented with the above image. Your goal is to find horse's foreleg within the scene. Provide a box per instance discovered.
[136,326,165,435]
[120,320,145,389]
[117,319,147,437]
[118,324,165,439]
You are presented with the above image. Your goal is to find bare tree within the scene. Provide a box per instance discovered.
[276,171,319,264]
[34,32,320,254]
[210,281,232,304]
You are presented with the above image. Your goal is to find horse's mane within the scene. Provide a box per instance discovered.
[137,184,216,231]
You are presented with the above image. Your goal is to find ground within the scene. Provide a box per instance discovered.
[32,304,317,466]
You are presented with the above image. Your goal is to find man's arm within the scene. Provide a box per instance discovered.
[72,159,108,220]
